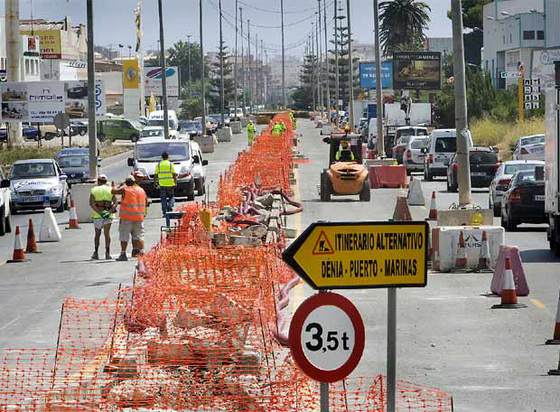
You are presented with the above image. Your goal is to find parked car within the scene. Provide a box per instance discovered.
[97,117,143,142]
[489,160,544,217]
[513,134,545,160]
[55,148,92,185]
[446,147,499,192]
[7,159,69,213]
[423,128,473,181]
[69,120,88,136]
[403,136,429,174]
[501,166,546,231]
[22,123,39,140]
[391,126,428,163]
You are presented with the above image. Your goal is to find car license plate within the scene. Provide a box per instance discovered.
[535,195,545,201]
[21,196,43,203]
[472,172,486,176]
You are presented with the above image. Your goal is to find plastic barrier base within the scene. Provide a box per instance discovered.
[369,165,408,189]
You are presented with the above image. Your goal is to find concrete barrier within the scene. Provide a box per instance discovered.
[194,134,216,153]
[407,177,425,206]
[491,245,529,296]
[431,226,505,272]
[369,165,408,189]
[437,209,493,226]
[216,127,232,142]
[230,121,242,134]
[71,182,96,223]
[364,158,397,168]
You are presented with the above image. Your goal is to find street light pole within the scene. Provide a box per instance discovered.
[280,0,287,108]
[316,11,322,114]
[219,0,225,126]
[323,0,331,113]
[86,0,97,179]
[373,0,384,156]
[187,34,192,85]
[199,0,207,135]
[240,7,246,116]
[234,0,239,117]
[346,0,355,131]
[157,0,169,139]
[334,0,340,114]
[248,19,252,113]
[451,0,472,206]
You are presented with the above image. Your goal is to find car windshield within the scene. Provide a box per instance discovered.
[57,156,88,168]
[410,138,429,149]
[147,119,176,129]
[129,120,143,129]
[137,143,190,162]
[520,135,544,146]
[470,151,497,164]
[396,129,415,138]
[180,122,201,132]
[140,128,164,138]
[11,162,56,178]
[515,170,543,184]
[504,163,541,175]
[435,137,456,153]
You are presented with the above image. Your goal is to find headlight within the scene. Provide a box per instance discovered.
[49,186,63,195]
[180,166,191,174]
[137,167,149,176]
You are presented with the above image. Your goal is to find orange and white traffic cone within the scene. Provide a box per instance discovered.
[428,191,438,220]
[477,231,491,271]
[26,219,39,253]
[546,291,560,345]
[8,226,27,263]
[67,198,80,229]
[492,258,527,309]
[455,231,467,269]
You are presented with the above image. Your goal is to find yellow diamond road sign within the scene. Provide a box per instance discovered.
[282,221,429,290]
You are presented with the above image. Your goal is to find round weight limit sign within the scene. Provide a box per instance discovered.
[289,292,365,383]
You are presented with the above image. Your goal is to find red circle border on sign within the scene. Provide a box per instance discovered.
[289,292,365,383]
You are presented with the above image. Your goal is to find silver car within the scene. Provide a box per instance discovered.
[488,159,544,217]
[512,134,545,160]
[403,136,429,174]
[9,159,69,214]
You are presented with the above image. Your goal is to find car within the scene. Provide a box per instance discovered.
[501,166,546,231]
[69,120,87,136]
[190,141,207,196]
[446,147,499,192]
[229,108,244,119]
[513,134,545,160]
[423,128,473,181]
[38,124,62,140]
[320,124,333,136]
[489,160,544,217]
[178,120,203,138]
[391,126,428,164]
[55,148,92,185]
[97,117,143,142]
[67,85,88,99]
[22,124,39,140]
[139,126,166,140]
[207,114,230,128]
[403,136,429,174]
[7,159,69,213]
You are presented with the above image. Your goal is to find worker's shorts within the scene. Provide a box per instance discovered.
[93,218,113,230]
[119,220,145,242]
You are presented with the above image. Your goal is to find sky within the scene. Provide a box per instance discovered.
[2,0,452,57]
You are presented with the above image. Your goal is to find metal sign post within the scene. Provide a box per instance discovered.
[387,288,397,412]
[320,382,329,412]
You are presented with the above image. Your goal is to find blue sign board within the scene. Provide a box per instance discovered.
[359,61,393,90]
[367,104,377,120]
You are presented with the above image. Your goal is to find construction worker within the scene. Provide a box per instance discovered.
[247,120,256,145]
[112,175,149,261]
[89,174,117,260]
[289,111,297,129]
[272,121,283,137]
[335,140,355,162]
[155,151,177,217]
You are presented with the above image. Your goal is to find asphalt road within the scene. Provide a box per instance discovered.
[290,120,560,412]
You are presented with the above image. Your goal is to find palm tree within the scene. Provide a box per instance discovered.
[379,0,431,55]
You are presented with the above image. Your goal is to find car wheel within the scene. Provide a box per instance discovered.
[424,168,433,182]
[320,172,331,202]
[79,129,87,136]
[44,132,55,141]
[0,207,5,236]
[505,211,517,231]
[5,213,11,234]
[492,202,500,218]
[195,178,205,196]
[131,134,139,143]
[359,180,371,202]
[55,198,65,213]
[97,133,106,143]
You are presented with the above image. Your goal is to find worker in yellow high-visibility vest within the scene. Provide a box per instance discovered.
[247,120,256,145]
[89,174,117,260]
[155,152,177,217]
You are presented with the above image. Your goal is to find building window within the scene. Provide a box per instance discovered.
[503,35,506,44]
[523,31,535,40]
[510,33,513,43]
[25,59,30,75]
[537,31,545,40]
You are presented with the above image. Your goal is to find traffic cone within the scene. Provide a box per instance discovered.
[477,231,491,271]
[428,191,438,220]
[455,231,467,269]
[67,198,80,229]
[393,196,412,221]
[8,226,26,263]
[546,291,560,345]
[492,258,527,309]
[26,219,39,253]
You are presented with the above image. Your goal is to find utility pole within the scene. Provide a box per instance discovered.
[346,0,355,131]
[280,0,287,108]
[316,14,321,113]
[373,0,384,156]
[86,0,97,179]
[310,34,316,111]
[218,0,225,126]
[248,19,252,113]
[234,0,239,117]
[240,7,246,116]
[187,34,192,85]
[255,33,259,110]
[157,0,169,139]
[451,0,471,206]
[6,0,23,147]
[334,0,340,114]
[323,0,331,113]
[199,0,207,135]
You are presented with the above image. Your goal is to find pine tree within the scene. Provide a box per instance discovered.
[209,42,236,113]
[292,53,317,110]
[328,22,360,110]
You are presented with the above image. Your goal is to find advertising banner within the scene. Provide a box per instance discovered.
[393,52,441,90]
[64,80,106,119]
[20,29,62,59]
[123,58,140,89]
[144,66,179,97]
[359,61,393,89]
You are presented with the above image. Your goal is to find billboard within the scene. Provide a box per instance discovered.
[359,61,393,89]
[144,66,179,97]
[0,81,105,123]
[392,52,441,90]
[21,29,62,59]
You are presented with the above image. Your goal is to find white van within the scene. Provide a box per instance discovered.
[128,138,208,200]
[423,128,473,181]
[148,110,179,138]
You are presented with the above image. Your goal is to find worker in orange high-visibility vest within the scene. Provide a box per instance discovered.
[112,175,149,261]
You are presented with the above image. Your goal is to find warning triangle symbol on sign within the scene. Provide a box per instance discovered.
[312,231,335,255]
